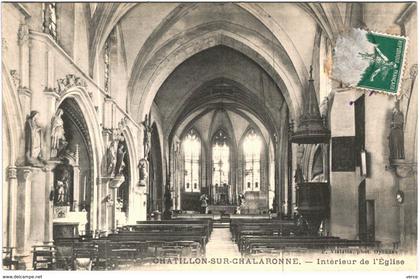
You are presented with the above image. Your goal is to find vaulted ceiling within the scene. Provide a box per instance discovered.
[86,2,364,137]
[88,2,354,122]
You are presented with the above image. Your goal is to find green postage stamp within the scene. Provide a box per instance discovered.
[333,29,408,95]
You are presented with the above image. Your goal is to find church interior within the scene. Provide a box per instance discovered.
[1,2,417,270]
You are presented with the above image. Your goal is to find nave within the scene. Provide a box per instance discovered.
[2,2,417,271]
[9,215,379,271]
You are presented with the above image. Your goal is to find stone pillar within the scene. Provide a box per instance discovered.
[329,88,364,240]
[98,177,110,236]
[110,175,125,232]
[287,140,293,217]
[43,162,56,244]
[7,166,18,248]
[18,23,30,86]
[274,140,281,216]
[18,22,30,93]
[16,167,33,254]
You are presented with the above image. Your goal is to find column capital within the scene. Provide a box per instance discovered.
[7,166,17,179]
[16,166,33,181]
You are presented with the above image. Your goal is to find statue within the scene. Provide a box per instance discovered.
[138,158,148,186]
[142,114,152,159]
[294,164,304,185]
[114,137,126,176]
[389,100,405,161]
[24,111,46,167]
[106,140,118,176]
[51,109,67,157]
[55,168,70,206]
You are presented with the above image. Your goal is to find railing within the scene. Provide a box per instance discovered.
[29,31,140,129]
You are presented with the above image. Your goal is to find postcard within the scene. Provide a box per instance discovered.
[1,1,417,277]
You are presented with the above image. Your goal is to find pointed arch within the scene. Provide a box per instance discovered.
[56,87,105,232]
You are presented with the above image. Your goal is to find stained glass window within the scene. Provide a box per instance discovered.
[243,128,261,192]
[42,3,57,40]
[183,130,200,192]
[212,129,230,187]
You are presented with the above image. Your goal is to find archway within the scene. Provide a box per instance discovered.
[52,97,94,235]
[56,87,105,234]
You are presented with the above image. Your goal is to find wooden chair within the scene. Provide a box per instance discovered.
[72,242,99,270]
[3,247,19,270]
[32,245,56,270]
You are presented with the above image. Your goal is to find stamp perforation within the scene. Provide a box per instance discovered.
[354,29,409,97]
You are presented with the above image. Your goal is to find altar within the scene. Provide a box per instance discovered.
[207,204,237,214]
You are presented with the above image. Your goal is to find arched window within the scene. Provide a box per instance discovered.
[243,128,261,192]
[212,129,230,187]
[183,129,201,192]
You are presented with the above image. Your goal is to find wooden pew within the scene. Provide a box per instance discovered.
[53,219,211,269]
[136,219,213,235]
[129,222,212,239]
[108,230,208,255]
[230,220,297,241]
[239,236,379,255]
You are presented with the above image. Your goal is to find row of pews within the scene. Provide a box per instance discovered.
[230,218,380,256]
[34,219,212,270]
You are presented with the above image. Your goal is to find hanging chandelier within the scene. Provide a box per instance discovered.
[290,66,330,144]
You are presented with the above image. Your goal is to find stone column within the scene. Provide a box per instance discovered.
[98,177,110,236]
[17,22,31,117]
[16,167,33,254]
[43,162,57,244]
[18,23,30,88]
[7,166,18,248]
[110,175,125,232]
[274,140,281,215]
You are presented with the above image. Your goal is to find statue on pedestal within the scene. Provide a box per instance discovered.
[114,137,126,176]
[51,109,68,158]
[389,100,405,162]
[106,140,118,176]
[54,168,70,206]
[138,158,148,186]
[142,114,152,159]
[25,110,46,167]
[294,164,304,185]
